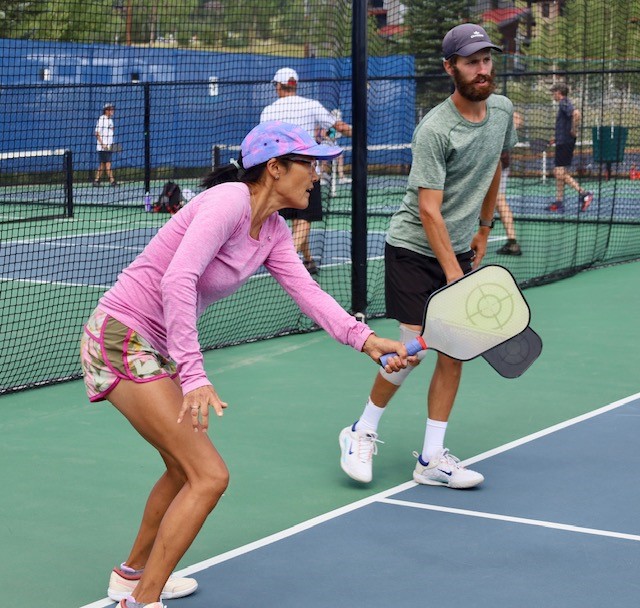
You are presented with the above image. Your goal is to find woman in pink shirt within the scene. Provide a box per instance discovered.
[80,121,409,608]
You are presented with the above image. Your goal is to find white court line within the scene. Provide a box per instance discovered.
[60,242,143,253]
[79,391,640,608]
[2,228,151,246]
[0,268,279,290]
[379,498,640,543]
[462,392,640,467]
[0,276,111,289]
[212,335,327,374]
[79,481,418,608]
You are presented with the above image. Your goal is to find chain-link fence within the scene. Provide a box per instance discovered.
[1,0,638,393]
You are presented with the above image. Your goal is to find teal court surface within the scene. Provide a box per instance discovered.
[0,262,638,608]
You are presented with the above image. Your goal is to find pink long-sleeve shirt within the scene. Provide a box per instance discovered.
[98,182,373,394]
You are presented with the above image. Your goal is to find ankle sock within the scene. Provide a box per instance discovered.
[120,562,144,577]
[421,418,447,462]
[123,596,162,608]
[354,398,385,433]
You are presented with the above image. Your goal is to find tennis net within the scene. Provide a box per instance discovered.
[0,149,74,222]
[2,0,640,396]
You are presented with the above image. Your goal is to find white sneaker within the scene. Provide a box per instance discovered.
[339,423,382,483]
[108,567,198,601]
[338,177,352,184]
[412,449,484,489]
[117,600,166,608]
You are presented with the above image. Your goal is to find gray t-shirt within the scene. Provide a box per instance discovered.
[387,94,517,257]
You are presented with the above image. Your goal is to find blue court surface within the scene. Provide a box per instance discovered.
[0,228,384,288]
[85,393,640,608]
[1,228,515,288]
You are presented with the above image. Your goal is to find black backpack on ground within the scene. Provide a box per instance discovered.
[154,181,183,214]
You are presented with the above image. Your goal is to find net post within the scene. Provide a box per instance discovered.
[64,149,74,218]
[213,145,221,168]
[143,82,151,193]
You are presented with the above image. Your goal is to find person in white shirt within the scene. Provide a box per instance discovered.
[260,68,351,274]
[94,103,118,187]
[318,109,352,186]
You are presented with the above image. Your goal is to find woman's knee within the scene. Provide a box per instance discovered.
[191,461,230,504]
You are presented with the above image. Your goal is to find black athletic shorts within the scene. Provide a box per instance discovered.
[279,181,322,221]
[98,150,113,164]
[384,243,475,325]
[555,140,576,167]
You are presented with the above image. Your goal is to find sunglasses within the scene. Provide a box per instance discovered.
[284,155,318,169]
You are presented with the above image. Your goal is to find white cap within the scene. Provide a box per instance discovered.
[272,67,298,85]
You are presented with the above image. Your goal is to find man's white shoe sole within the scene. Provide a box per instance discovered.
[413,471,484,489]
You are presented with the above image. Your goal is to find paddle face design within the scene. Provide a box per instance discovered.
[379,265,531,366]
[482,326,543,378]
[421,265,530,361]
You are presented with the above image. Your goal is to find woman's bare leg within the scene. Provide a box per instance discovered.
[107,377,229,604]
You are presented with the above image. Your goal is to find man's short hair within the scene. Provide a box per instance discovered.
[550,83,569,96]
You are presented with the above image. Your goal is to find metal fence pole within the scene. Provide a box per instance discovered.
[351,0,368,319]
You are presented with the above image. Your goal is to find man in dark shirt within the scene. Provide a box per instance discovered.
[547,83,592,212]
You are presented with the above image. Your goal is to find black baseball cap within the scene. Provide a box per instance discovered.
[442,24,502,60]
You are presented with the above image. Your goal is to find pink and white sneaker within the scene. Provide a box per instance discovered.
[118,597,165,608]
[108,566,198,601]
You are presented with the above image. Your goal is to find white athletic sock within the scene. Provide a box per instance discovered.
[421,418,448,462]
[354,398,385,433]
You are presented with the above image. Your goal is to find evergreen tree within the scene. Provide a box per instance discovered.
[400,0,471,113]
[402,0,471,74]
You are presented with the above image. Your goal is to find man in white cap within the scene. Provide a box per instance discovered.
[339,23,518,489]
[260,68,352,275]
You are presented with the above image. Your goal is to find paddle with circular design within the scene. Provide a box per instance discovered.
[482,325,542,378]
[380,265,531,365]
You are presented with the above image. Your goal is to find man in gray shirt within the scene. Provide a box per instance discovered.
[339,23,517,488]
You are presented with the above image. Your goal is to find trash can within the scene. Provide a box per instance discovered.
[592,126,628,179]
[592,126,628,163]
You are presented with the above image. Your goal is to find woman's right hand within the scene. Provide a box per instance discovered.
[362,334,416,371]
[177,384,228,433]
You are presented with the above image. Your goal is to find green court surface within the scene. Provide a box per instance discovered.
[0,261,638,608]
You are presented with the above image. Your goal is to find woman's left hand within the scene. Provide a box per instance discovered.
[177,384,228,433]
[362,335,413,372]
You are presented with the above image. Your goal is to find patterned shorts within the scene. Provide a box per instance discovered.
[79,308,178,402]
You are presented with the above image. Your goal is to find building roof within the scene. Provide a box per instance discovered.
[481,7,530,27]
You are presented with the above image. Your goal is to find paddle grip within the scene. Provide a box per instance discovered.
[379,336,427,367]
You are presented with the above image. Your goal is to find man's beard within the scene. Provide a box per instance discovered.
[452,65,496,101]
